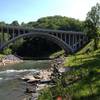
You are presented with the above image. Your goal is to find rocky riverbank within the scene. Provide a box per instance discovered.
[0,55,23,66]
[21,57,67,100]
[21,70,52,100]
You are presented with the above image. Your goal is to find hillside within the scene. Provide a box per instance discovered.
[63,41,100,99]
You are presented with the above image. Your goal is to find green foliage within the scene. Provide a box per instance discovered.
[0,53,5,59]
[50,50,64,59]
[3,48,12,55]
[38,88,53,100]
[0,21,6,26]
[11,38,24,53]
[26,16,83,31]
[39,40,100,100]
[64,42,100,99]
[10,20,19,26]
[84,3,100,50]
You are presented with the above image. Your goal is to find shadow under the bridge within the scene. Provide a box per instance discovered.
[10,37,62,60]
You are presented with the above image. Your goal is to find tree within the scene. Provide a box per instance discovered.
[84,3,100,50]
[10,20,19,26]
[31,16,83,31]
[0,21,6,26]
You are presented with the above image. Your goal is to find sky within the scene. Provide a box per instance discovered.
[0,0,100,24]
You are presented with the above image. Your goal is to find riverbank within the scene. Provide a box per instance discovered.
[0,50,64,67]
[20,57,65,100]
[38,42,100,100]
[0,54,23,66]
[0,52,66,100]
[0,60,52,100]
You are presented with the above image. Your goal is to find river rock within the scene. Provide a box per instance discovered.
[58,67,71,73]
[2,54,23,65]
[25,84,37,93]
[39,69,52,80]
[21,75,40,83]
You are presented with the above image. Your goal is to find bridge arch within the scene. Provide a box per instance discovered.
[1,32,73,53]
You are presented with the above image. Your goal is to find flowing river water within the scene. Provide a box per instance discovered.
[0,60,51,100]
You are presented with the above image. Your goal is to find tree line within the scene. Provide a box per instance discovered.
[0,15,84,31]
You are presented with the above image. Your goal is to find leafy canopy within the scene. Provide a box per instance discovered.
[84,3,100,39]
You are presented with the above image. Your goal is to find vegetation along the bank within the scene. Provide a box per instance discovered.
[38,40,100,100]
[38,3,100,100]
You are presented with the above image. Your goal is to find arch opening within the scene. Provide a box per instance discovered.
[1,32,73,58]
[14,37,62,59]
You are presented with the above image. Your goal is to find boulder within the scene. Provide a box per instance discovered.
[21,75,40,83]
[2,54,23,65]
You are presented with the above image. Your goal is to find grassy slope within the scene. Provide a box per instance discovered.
[63,41,100,100]
[49,50,64,59]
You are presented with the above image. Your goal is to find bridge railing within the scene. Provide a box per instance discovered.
[0,24,85,35]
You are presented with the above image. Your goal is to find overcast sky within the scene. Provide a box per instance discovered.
[0,0,99,23]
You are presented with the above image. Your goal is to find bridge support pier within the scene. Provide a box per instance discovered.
[64,34,67,43]
[68,34,71,46]
[0,27,4,48]
[12,28,15,39]
[74,35,77,51]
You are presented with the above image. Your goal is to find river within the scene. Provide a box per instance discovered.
[0,60,51,100]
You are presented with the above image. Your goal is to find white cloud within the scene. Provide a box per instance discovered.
[64,0,100,20]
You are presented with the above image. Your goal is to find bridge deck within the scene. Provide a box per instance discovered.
[0,25,84,35]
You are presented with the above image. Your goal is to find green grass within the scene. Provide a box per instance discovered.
[63,41,100,100]
[49,50,64,59]
[0,53,5,58]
